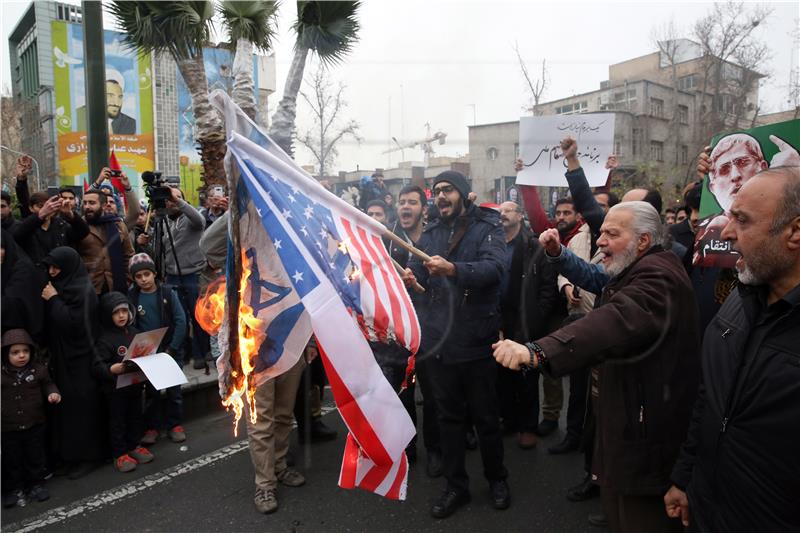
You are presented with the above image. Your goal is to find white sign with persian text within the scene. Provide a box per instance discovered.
[516,114,616,187]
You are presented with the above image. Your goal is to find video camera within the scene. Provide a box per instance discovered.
[141,170,172,211]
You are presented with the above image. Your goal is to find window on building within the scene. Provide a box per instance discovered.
[678,74,697,91]
[680,145,689,165]
[555,101,588,115]
[677,104,689,124]
[632,128,642,157]
[650,98,664,118]
[650,141,664,162]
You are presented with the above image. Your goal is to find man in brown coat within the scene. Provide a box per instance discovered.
[493,201,700,533]
[77,189,134,294]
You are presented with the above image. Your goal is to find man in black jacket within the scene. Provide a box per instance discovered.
[664,165,800,532]
[497,201,558,449]
[404,171,509,518]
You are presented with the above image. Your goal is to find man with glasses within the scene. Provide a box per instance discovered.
[402,171,509,519]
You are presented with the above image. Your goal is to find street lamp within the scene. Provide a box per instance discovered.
[1,145,42,191]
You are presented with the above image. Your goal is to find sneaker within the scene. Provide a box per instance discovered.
[14,490,27,507]
[517,432,538,449]
[169,425,187,443]
[28,485,50,502]
[115,454,137,473]
[130,446,154,464]
[141,429,159,445]
[254,487,278,514]
[276,468,305,487]
[489,479,511,510]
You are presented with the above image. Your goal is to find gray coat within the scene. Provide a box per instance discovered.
[163,199,206,275]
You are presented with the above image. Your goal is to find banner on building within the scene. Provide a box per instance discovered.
[176,47,260,204]
[693,119,800,268]
[516,114,615,187]
[51,20,155,191]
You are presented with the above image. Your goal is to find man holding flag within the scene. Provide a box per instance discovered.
[403,171,510,518]
[210,91,418,506]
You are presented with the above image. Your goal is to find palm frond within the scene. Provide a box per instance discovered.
[218,1,280,52]
[293,1,361,66]
[106,1,215,60]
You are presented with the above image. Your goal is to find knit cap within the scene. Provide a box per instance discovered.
[129,252,156,276]
[433,170,471,203]
[1,329,33,348]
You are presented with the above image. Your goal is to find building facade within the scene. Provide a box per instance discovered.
[469,39,766,208]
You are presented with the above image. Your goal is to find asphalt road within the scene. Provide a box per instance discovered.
[3,396,602,533]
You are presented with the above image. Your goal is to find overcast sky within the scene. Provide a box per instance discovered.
[2,1,798,175]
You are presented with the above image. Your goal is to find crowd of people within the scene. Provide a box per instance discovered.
[1,133,798,532]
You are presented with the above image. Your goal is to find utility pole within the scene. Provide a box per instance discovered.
[82,1,109,183]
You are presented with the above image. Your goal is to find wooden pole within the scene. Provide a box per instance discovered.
[381,229,432,262]
[390,256,424,293]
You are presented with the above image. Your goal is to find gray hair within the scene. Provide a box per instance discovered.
[609,200,663,248]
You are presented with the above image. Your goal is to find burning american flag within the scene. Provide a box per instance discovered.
[207,91,419,500]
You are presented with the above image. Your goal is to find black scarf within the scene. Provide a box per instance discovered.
[87,214,127,293]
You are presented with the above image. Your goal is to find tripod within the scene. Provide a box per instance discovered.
[149,207,183,284]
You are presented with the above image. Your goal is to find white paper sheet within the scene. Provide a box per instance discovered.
[516,114,616,187]
[117,353,188,390]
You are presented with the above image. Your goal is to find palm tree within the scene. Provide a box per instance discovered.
[108,1,227,188]
[218,1,279,121]
[268,1,360,157]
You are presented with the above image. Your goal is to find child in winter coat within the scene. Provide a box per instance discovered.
[92,292,154,473]
[127,253,188,444]
[1,329,60,508]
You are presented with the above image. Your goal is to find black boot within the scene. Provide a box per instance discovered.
[567,474,599,502]
[548,436,580,455]
[430,489,470,519]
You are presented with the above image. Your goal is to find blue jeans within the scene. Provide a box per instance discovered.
[143,383,183,431]
[167,273,209,363]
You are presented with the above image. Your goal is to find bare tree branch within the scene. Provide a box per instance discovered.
[515,41,547,115]
[297,63,363,179]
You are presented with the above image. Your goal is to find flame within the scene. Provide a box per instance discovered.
[195,251,265,436]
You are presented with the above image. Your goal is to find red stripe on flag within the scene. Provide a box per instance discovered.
[317,341,392,466]
[338,434,360,489]
[342,219,390,342]
[356,228,406,345]
[358,459,392,493]
[385,453,408,500]
[369,233,420,355]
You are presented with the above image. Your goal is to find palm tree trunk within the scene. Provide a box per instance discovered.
[268,44,310,157]
[176,51,226,190]
[232,37,257,121]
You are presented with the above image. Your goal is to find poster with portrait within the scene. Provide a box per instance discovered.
[51,21,155,191]
[516,114,615,187]
[176,47,260,204]
[693,119,800,268]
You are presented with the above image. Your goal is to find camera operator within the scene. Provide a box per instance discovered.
[201,186,228,228]
[155,186,208,369]
[88,167,140,232]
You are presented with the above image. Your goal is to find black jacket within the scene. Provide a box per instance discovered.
[501,228,559,342]
[1,361,59,432]
[670,282,800,532]
[11,213,90,266]
[92,292,139,394]
[408,203,506,363]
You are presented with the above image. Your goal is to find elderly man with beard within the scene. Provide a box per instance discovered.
[497,201,558,449]
[664,166,800,532]
[77,189,135,294]
[403,171,509,518]
[493,201,700,533]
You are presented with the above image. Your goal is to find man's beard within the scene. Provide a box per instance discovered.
[557,220,577,236]
[84,208,102,222]
[602,238,640,278]
[735,237,793,286]
[438,199,463,222]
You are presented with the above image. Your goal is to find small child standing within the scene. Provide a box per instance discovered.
[1,329,61,508]
[127,253,188,445]
[92,292,154,473]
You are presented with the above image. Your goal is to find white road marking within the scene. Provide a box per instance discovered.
[5,405,338,533]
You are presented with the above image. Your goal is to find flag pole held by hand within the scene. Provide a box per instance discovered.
[381,230,433,262]
[390,257,425,293]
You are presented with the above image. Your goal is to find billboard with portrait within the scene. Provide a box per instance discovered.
[177,47,260,204]
[51,20,155,190]
[694,119,800,268]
